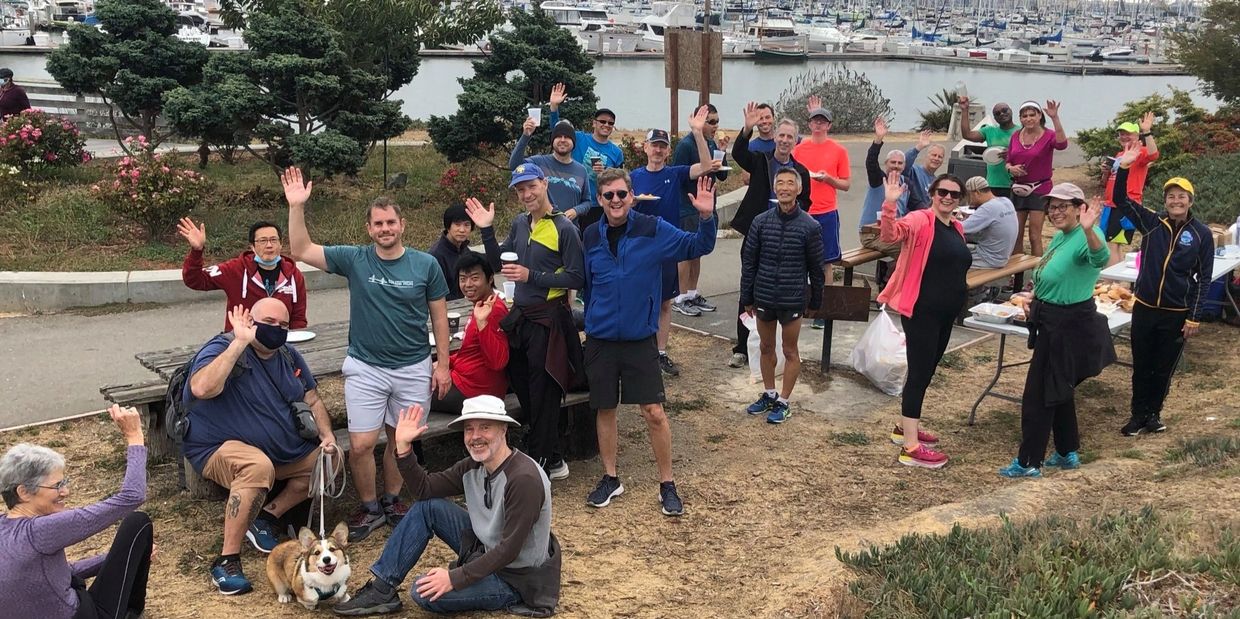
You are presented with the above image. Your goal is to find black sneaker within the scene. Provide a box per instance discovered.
[1143,417,1167,433]
[346,506,386,543]
[586,475,625,508]
[1121,416,1147,437]
[659,481,684,517]
[658,353,680,377]
[333,579,402,616]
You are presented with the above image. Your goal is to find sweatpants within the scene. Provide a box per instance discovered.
[899,309,957,420]
[734,297,749,356]
[72,512,153,619]
[1130,303,1188,421]
[1017,337,1081,469]
[507,318,564,463]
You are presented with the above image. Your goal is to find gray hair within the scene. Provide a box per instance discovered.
[0,443,64,508]
[885,149,905,161]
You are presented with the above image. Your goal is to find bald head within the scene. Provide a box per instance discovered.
[251,298,289,326]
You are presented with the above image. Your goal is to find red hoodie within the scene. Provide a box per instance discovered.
[450,298,510,398]
[182,248,308,332]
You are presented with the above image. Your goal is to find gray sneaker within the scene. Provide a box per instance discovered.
[671,299,702,316]
[346,506,386,543]
[690,295,716,312]
[334,579,402,616]
[727,352,747,368]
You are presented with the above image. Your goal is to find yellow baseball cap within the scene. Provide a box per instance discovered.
[1162,177,1194,196]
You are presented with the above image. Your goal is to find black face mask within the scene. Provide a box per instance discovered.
[254,322,288,350]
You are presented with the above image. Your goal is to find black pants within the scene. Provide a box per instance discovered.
[507,319,564,462]
[1130,303,1187,421]
[429,384,468,415]
[900,308,957,420]
[1018,335,1081,468]
[73,512,153,619]
[734,297,749,355]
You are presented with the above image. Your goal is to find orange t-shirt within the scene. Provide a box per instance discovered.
[792,138,850,215]
[1103,146,1159,205]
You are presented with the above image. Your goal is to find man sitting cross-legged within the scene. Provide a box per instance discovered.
[183,299,338,595]
[334,399,561,617]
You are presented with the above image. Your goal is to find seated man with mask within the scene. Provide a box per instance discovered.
[183,298,338,596]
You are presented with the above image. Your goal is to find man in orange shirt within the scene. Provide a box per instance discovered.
[791,96,851,329]
[1100,112,1159,266]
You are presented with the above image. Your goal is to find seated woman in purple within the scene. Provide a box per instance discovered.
[1005,100,1069,257]
[0,405,152,619]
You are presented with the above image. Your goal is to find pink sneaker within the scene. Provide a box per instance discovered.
[899,444,949,469]
[890,425,940,447]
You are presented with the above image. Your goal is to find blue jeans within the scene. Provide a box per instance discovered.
[370,498,521,613]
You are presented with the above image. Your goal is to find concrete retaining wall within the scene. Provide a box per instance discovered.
[0,262,345,313]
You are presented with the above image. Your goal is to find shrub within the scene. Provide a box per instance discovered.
[915,88,958,132]
[775,65,893,134]
[1147,152,1240,225]
[434,146,509,206]
[0,109,90,175]
[1075,88,1208,183]
[92,137,213,239]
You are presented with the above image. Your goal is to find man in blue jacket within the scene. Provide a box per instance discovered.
[581,169,718,518]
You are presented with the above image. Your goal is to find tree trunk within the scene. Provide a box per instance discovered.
[184,457,229,501]
[197,141,210,169]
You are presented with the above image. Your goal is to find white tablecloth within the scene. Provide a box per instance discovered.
[1100,255,1240,284]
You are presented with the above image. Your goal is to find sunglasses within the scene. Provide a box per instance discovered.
[601,190,629,201]
[595,118,615,126]
[934,188,962,199]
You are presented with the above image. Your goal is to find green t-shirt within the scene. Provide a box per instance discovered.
[980,124,1019,188]
[324,245,449,369]
[1032,225,1110,305]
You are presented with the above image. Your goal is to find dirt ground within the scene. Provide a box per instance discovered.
[4,320,1238,618]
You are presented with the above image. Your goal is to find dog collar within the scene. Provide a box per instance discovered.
[314,584,340,601]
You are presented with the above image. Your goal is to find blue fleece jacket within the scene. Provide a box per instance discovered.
[582,210,716,341]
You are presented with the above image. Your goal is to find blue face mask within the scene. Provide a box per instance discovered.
[254,255,281,268]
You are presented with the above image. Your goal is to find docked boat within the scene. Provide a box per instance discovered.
[633,1,695,52]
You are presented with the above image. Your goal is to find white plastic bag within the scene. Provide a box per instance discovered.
[849,306,907,396]
[740,312,785,382]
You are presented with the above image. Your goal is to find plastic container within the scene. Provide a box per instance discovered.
[969,302,1019,324]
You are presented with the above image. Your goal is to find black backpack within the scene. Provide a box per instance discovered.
[163,333,296,443]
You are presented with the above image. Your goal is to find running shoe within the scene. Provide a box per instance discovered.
[658,353,680,377]
[1143,416,1167,434]
[889,425,940,447]
[586,475,624,508]
[381,496,409,526]
[333,579,402,615]
[346,506,386,543]
[727,352,748,368]
[1044,451,1081,469]
[690,295,717,312]
[766,400,791,424]
[1121,416,1147,437]
[659,481,684,516]
[245,517,280,553]
[998,458,1042,478]
[746,392,777,415]
[671,300,702,317]
[898,444,949,469]
[210,557,252,595]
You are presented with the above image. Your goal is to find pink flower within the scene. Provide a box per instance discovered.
[112,180,120,189]
[31,129,41,139]
[120,157,131,166]
[43,152,57,161]
[137,135,148,144]
[81,152,91,163]
[160,166,169,173]
[129,169,140,179]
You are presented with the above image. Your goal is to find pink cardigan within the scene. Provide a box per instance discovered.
[875,201,966,318]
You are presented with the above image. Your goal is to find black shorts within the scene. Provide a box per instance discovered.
[584,336,666,410]
[991,186,1012,199]
[755,306,803,326]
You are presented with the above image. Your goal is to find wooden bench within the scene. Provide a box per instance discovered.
[965,254,1041,291]
[838,247,887,287]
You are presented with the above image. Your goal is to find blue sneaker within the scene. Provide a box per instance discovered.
[766,400,791,424]
[998,458,1042,478]
[210,557,253,595]
[245,517,280,553]
[746,392,777,415]
[1045,451,1081,469]
[811,319,826,330]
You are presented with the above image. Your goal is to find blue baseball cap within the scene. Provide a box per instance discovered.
[509,162,545,188]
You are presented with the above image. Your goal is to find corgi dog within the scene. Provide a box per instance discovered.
[266,522,352,610]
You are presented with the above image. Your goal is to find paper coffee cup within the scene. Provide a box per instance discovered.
[502,281,516,300]
[500,251,519,266]
[447,312,461,331]
[528,107,541,124]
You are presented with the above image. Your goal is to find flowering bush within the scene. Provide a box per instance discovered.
[91,137,212,238]
[0,109,90,175]
[435,147,508,205]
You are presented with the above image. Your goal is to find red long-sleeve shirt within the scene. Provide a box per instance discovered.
[450,298,510,398]
[182,248,308,331]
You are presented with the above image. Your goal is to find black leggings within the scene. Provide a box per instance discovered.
[73,511,153,619]
[1129,303,1187,420]
[1018,333,1081,468]
[900,309,957,420]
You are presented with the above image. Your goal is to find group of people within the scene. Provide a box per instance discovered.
[0,86,1224,619]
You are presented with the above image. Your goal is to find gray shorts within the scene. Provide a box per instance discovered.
[1011,193,1047,212]
[341,355,432,433]
[679,212,712,232]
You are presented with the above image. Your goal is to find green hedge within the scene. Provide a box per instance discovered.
[1148,152,1240,226]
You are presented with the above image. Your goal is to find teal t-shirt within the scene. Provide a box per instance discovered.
[1032,225,1109,305]
[980,124,1019,189]
[324,245,449,369]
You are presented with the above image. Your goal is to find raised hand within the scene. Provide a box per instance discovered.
[806,94,822,113]
[108,404,144,446]
[689,176,715,217]
[1080,196,1102,229]
[393,404,429,452]
[1117,142,1140,168]
[916,129,932,150]
[688,105,709,132]
[522,116,536,136]
[548,83,567,109]
[227,304,257,346]
[281,167,313,208]
[958,95,970,110]
[473,293,497,328]
[743,101,762,129]
[1139,110,1155,134]
[874,116,889,142]
[1044,100,1062,118]
[464,197,495,228]
[177,217,206,251]
[716,132,731,150]
[883,169,906,203]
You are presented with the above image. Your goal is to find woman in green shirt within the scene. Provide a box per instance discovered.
[1000,183,1115,478]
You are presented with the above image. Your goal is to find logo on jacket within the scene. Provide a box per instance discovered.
[1179,231,1193,246]
[207,265,222,277]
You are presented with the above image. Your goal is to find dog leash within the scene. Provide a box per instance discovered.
[308,446,346,538]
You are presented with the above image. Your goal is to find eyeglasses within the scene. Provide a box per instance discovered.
[601,190,629,201]
[705,119,719,125]
[252,237,280,245]
[1046,201,1076,213]
[933,188,962,199]
[594,119,615,126]
[37,477,70,492]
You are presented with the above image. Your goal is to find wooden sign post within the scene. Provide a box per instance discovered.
[664,27,722,136]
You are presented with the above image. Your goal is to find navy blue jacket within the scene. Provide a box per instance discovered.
[583,210,716,340]
[1112,166,1214,322]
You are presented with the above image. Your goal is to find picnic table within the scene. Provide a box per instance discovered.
[962,310,1133,426]
[1099,254,1240,316]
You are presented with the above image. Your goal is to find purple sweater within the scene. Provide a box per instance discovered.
[0,445,147,619]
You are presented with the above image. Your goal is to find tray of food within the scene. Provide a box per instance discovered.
[1094,283,1134,312]
[969,302,1022,324]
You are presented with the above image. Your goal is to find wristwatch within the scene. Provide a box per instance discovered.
[1139,132,1152,140]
